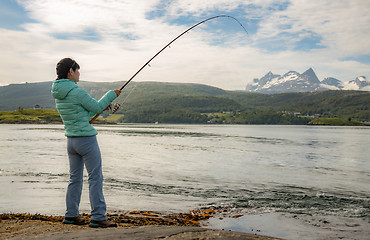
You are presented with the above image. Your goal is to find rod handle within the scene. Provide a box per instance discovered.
[89,113,101,124]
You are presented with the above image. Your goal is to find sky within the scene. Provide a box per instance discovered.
[0,0,369,90]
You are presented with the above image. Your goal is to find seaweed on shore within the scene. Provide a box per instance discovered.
[0,209,218,227]
[0,213,63,222]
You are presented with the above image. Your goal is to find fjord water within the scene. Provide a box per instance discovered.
[1,124,369,238]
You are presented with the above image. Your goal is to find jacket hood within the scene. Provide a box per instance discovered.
[51,79,78,100]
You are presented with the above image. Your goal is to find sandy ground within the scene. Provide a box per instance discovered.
[0,220,280,240]
[2,211,368,239]
[0,212,281,240]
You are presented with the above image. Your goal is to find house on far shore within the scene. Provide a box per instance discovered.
[33,104,41,110]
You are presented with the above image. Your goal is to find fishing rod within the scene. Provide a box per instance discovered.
[90,15,247,124]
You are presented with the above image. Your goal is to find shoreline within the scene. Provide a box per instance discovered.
[0,212,280,240]
[0,121,115,125]
[1,121,369,126]
[2,211,369,240]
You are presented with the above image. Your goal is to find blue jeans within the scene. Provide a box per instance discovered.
[66,136,107,221]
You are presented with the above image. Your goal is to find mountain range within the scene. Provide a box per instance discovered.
[245,68,370,94]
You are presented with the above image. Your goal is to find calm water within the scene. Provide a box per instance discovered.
[0,124,369,238]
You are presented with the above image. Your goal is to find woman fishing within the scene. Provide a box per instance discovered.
[51,58,121,228]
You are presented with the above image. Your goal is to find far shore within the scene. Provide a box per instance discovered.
[1,120,369,126]
[1,108,369,126]
[0,120,115,125]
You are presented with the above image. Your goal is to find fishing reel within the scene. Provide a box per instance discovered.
[108,103,121,113]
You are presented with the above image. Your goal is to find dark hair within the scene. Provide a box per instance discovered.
[56,58,80,80]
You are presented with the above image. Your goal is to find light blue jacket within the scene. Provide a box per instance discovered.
[51,79,117,137]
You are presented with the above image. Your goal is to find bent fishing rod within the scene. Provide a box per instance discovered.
[90,15,247,124]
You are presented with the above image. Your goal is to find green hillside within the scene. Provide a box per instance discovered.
[0,81,227,110]
[0,82,55,110]
[0,81,369,124]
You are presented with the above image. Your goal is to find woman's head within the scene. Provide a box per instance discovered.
[56,58,80,81]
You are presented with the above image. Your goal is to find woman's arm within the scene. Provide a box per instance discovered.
[79,89,118,114]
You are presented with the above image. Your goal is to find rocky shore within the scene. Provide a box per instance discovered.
[0,212,280,240]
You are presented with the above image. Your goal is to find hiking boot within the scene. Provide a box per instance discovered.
[89,219,117,228]
[63,216,86,225]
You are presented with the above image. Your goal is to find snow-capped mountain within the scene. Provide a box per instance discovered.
[321,77,344,90]
[246,68,325,94]
[246,68,369,94]
[344,76,370,91]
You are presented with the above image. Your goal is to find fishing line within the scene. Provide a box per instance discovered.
[120,83,138,105]
[107,84,138,114]
[90,15,248,124]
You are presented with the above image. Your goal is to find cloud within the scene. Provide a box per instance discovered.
[164,0,242,16]
[20,0,159,37]
[253,0,370,56]
[0,0,368,90]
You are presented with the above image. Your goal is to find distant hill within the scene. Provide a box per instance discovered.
[0,81,228,111]
[0,81,55,111]
[0,80,369,123]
